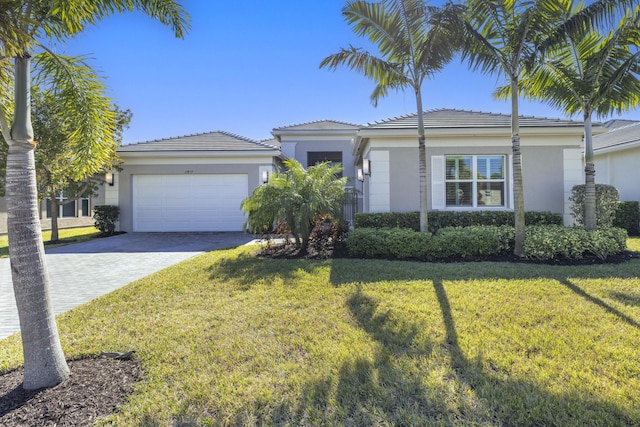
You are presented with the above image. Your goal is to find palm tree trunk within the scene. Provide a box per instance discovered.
[511,79,526,256]
[7,55,69,390]
[583,113,596,231]
[416,87,429,233]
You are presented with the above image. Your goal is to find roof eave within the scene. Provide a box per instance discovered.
[117,149,281,158]
[594,140,640,155]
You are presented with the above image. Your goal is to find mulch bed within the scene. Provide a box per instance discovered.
[0,356,140,427]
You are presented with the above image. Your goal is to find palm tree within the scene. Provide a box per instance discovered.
[242,159,348,253]
[0,1,189,390]
[518,1,640,231]
[320,0,462,233]
[460,0,566,256]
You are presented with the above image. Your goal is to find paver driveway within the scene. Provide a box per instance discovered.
[0,232,254,340]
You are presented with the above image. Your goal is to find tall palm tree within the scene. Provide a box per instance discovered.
[320,0,462,233]
[460,0,565,256]
[0,1,189,390]
[519,1,640,231]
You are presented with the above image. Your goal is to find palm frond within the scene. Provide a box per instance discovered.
[538,0,639,54]
[44,0,190,39]
[33,52,118,180]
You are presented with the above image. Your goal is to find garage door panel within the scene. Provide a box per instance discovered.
[133,174,248,232]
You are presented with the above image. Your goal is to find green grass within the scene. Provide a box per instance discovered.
[2,239,640,426]
[0,226,100,258]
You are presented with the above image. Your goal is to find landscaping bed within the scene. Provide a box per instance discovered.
[0,357,140,426]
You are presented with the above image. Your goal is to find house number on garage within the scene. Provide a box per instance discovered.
[185,170,194,174]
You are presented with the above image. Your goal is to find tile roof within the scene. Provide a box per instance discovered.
[273,119,360,132]
[118,131,278,152]
[594,122,640,151]
[604,119,638,129]
[363,108,585,129]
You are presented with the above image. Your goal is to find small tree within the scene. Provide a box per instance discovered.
[569,184,619,228]
[241,159,348,253]
[29,88,132,242]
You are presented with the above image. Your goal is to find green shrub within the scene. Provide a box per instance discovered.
[345,228,389,258]
[613,201,640,236]
[346,226,513,260]
[354,211,561,232]
[523,225,627,260]
[435,226,514,259]
[93,205,120,236]
[354,212,420,230]
[346,228,433,260]
[569,184,619,227]
[347,225,626,261]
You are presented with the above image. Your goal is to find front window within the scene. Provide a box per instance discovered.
[445,155,505,208]
[307,151,343,177]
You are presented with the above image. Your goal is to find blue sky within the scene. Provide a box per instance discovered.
[62,0,639,144]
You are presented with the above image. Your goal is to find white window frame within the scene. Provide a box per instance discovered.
[45,192,78,218]
[444,155,506,209]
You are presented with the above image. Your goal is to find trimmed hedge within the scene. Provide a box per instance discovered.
[346,225,627,261]
[354,211,562,232]
[569,184,619,227]
[613,201,640,236]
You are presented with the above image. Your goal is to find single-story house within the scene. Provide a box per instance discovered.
[3,108,636,234]
[354,109,589,225]
[594,121,640,202]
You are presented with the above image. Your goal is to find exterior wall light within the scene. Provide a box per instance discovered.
[362,158,371,175]
[261,170,269,184]
[105,172,115,186]
[357,168,364,182]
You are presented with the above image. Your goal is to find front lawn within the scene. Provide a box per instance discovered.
[1,240,639,425]
[0,226,100,258]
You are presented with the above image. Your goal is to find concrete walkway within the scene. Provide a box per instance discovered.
[0,232,254,340]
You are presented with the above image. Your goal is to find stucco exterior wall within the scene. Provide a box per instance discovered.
[595,146,640,202]
[361,131,581,217]
[116,159,272,232]
[289,138,357,187]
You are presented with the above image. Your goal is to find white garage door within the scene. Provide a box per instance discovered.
[132,174,248,232]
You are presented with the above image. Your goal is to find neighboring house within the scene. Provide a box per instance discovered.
[0,186,105,235]
[3,108,623,234]
[594,121,640,202]
[353,109,588,225]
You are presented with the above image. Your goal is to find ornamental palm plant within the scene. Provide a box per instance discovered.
[0,0,189,390]
[242,159,348,253]
[320,0,462,233]
[512,1,640,231]
[460,0,566,256]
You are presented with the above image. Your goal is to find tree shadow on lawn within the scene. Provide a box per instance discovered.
[254,283,636,426]
[207,252,332,290]
[208,255,639,423]
[608,290,640,308]
[429,279,637,425]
